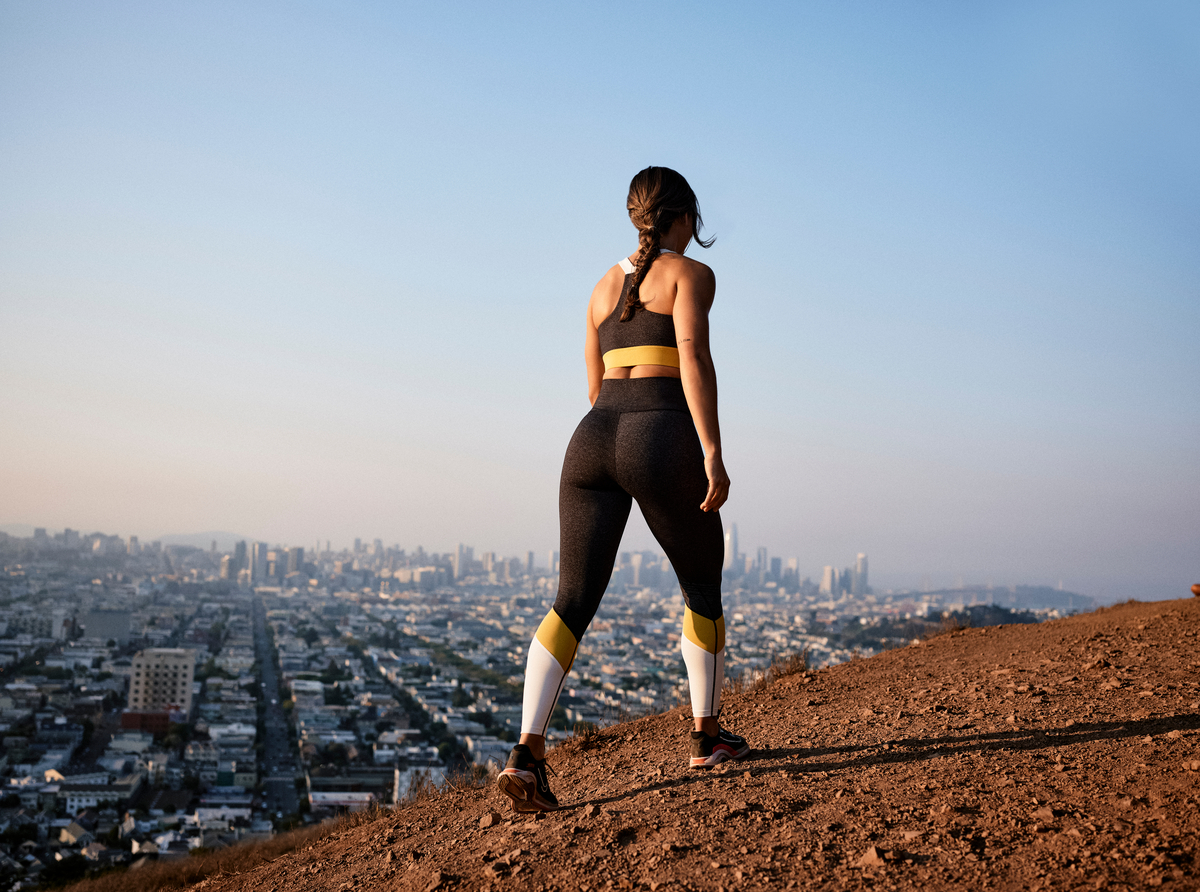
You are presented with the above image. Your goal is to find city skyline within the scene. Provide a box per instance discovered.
[2,4,1196,603]
[2,521,1099,604]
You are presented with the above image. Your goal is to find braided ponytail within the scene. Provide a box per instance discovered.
[620,166,715,323]
[620,223,663,322]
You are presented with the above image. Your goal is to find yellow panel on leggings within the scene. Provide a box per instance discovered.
[602,345,681,370]
[534,610,578,672]
[683,608,725,654]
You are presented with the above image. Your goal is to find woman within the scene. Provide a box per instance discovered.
[498,167,749,813]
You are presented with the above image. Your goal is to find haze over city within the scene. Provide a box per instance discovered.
[2,2,1197,601]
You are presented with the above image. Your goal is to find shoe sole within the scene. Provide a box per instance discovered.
[497,769,534,803]
[689,743,751,769]
[497,769,559,812]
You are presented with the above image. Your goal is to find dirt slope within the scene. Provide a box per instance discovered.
[196,598,1200,892]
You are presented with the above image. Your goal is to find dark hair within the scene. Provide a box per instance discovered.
[621,166,715,322]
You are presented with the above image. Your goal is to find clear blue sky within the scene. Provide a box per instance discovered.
[2,1,1197,599]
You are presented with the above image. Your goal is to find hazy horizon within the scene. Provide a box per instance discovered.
[2,3,1197,604]
[0,521,1167,605]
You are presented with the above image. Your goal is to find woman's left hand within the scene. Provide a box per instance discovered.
[700,451,730,512]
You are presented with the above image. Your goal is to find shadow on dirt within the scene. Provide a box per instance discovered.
[565,711,1200,810]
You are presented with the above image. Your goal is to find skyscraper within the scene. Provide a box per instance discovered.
[251,542,268,583]
[820,565,836,595]
[723,524,739,571]
[852,553,869,595]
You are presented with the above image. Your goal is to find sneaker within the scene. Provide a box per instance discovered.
[689,727,751,768]
[497,744,559,812]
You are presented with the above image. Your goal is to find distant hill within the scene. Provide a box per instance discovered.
[155,531,255,552]
[0,526,257,552]
[921,584,1095,612]
[60,596,1200,892]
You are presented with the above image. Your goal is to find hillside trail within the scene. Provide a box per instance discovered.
[194,598,1200,892]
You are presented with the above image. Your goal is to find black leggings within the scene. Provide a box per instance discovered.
[552,377,724,641]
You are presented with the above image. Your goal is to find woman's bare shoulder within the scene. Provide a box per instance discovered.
[588,262,627,322]
[673,254,716,288]
[591,262,626,299]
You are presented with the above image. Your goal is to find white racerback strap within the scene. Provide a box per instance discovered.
[619,247,678,274]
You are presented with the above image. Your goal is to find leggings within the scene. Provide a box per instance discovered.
[521,377,726,736]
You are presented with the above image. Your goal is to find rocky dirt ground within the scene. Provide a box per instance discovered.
[193,597,1200,892]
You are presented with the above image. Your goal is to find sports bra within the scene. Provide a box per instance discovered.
[597,254,680,370]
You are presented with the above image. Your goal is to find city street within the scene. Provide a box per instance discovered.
[253,596,299,819]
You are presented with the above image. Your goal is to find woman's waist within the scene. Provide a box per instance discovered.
[592,376,689,413]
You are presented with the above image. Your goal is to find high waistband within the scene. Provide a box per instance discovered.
[593,376,689,413]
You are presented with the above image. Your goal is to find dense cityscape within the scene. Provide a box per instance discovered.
[0,525,1090,887]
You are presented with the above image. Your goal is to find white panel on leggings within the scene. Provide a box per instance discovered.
[521,636,566,735]
[681,634,720,718]
[710,646,725,717]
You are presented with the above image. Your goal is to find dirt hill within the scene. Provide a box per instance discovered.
[145,598,1200,891]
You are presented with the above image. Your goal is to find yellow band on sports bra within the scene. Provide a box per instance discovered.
[602,345,680,370]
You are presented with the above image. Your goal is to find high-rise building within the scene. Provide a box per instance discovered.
[453,544,475,580]
[820,565,836,595]
[219,555,234,580]
[251,542,268,583]
[526,551,535,575]
[852,553,869,595]
[629,552,643,586]
[548,550,559,575]
[127,535,140,555]
[288,546,304,575]
[128,648,196,714]
[233,540,248,572]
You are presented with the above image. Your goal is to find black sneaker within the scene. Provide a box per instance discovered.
[689,727,751,768]
[497,744,559,812]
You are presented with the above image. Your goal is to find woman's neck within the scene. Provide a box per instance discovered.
[659,215,693,255]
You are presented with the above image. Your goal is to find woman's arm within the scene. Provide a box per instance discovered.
[584,265,624,405]
[583,266,619,403]
[584,304,604,405]
[673,263,729,512]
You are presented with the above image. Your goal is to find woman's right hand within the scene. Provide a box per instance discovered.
[701,451,730,513]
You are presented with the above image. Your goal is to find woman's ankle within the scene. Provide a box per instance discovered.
[694,717,720,737]
[519,733,546,760]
